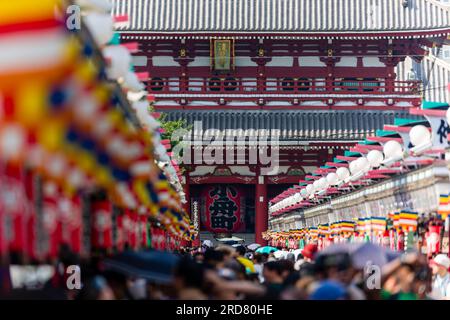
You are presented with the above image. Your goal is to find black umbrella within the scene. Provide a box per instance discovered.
[102,250,180,285]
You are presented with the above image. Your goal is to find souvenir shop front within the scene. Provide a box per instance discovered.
[266,163,450,256]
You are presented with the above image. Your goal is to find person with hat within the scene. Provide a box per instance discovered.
[234,245,256,274]
[301,244,318,263]
[430,254,450,299]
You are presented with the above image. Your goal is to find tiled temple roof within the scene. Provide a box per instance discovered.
[111,0,450,37]
[163,109,415,141]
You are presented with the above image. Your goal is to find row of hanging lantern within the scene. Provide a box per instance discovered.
[76,0,185,203]
[269,106,448,216]
[80,0,188,209]
[0,0,196,260]
[75,0,191,237]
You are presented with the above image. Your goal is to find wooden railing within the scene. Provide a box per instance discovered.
[148,77,420,94]
[147,77,422,108]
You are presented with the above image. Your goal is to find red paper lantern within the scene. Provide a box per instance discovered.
[139,215,148,249]
[42,186,61,259]
[382,230,390,248]
[201,185,245,233]
[397,230,405,251]
[22,168,37,259]
[91,200,113,250]
[56,195,83,254]
[426,225,441,256]
[389,229,396,251]
[1,164,30,256]
[127,210,138,250]
[151,227,165,251]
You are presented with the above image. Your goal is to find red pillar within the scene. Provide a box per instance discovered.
[255,176,268,245]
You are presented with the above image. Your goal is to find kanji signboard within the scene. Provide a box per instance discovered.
[201,185,245,233]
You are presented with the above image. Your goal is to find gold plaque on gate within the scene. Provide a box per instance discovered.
[211,39,234,71]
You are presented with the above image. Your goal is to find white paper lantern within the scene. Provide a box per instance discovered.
[300,188,308,197]
[326,172,339,186]
[102,45,131,80]
[68,169,85,188]
[356,156,370,173]
[127,91,148,102]
[336,167,350,180]
[76,95,99,122]
[84,13,114,46]
[318,177,328,189]
[76,0,112,13]
[123,72,145,92]
[0,124,25,161]
[367,150,384,168]
[306,184,314,195]
[383,140,403,159]
[313,180,321,191]
[349,160,359,175]
[409,125,431,147]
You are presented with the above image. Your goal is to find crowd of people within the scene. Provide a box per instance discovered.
[3,241,450,300]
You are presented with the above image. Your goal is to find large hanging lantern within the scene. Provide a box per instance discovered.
[201,185,245,233]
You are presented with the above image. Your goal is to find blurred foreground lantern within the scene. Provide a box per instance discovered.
[91,200,113,250]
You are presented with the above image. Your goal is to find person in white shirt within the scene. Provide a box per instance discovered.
[430,254,450,300]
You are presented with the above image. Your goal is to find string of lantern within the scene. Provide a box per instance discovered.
[267,98,450,249]
[0,0,197,254]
